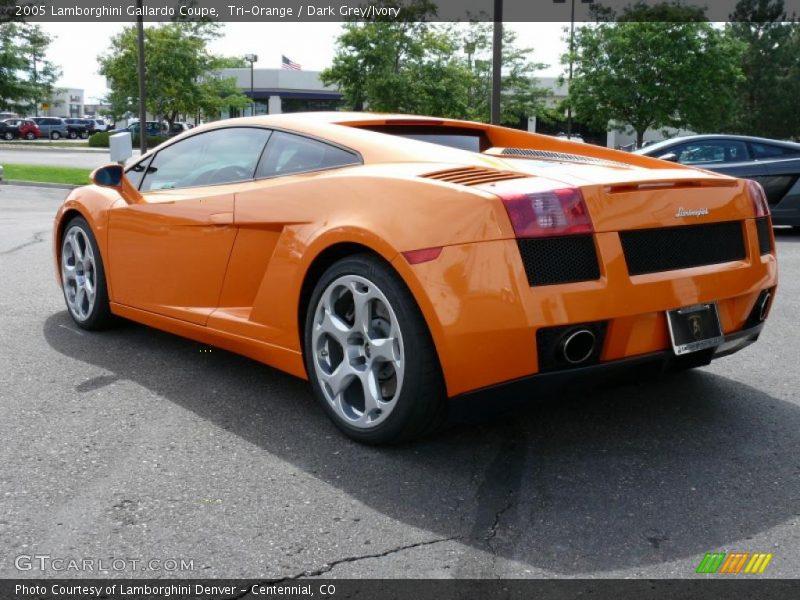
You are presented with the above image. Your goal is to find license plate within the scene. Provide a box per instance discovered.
[666,303,724,355]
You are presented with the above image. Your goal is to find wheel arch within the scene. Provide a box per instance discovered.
[54,208,89,285]
[296,241,448,387]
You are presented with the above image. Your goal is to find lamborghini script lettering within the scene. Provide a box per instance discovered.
[676,207,710,217]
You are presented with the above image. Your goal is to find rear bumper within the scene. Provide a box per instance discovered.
[449,323,764,419]
[402,218,777,397]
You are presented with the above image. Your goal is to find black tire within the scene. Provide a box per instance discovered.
[3,132,12,140]
[68,130,78,140]
[25,132,35,140]
[59,216,113,331]
[304,253,446,444]
[51,131,61,140]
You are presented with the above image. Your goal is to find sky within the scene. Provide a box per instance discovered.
[39,21,572,102]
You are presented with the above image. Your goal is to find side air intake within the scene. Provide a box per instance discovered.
[421,166,528,186]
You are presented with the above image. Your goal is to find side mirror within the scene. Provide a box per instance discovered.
[92,164,123,187]
[90,163,143,205]
[658,152,679,163]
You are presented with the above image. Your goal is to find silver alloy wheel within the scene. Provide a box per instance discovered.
[61,226,97,322]
[311,274,405,429]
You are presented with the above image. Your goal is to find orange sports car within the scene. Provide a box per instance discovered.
[53,113,777,443]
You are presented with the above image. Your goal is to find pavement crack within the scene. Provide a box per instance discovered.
[485,488,515,554]
[233,536,460,597]
[0,230,48,255]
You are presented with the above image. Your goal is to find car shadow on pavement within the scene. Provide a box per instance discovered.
[43,311,800,575]
[774,227,800,243]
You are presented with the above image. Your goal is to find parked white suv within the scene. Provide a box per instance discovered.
[90,118,109,132]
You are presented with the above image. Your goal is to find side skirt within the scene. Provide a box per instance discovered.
[110,302,308,380]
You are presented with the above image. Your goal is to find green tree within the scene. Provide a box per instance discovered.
[568,4,743,147]
[457,23,549,126]
[321,1,471,116]
[0,23,27,111]
[98,23,249,127]
[18,25,61,116]
[0,23,61,114]
[726,0,798,138]
[322,4,548,125]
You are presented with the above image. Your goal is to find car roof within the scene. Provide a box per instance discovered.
[636,134,800,155]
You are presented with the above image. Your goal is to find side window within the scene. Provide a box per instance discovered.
[256,131,360,178]
[140,127,271,192]
[749,142,798,159]
[125,156,152,190]
[674,141,749,165]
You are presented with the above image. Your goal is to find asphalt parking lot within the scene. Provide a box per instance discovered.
[1,184,799,580]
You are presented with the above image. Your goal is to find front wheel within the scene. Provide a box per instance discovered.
[51,131,61,140]
[3,131,13,140]
[304,254,446,444]
[67,130,78,139]
[25,132,35,140]
[60,217,113,330]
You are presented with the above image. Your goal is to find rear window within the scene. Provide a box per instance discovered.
[358,125,490,152]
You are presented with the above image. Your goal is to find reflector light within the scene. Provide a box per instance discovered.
[402,247,443,264]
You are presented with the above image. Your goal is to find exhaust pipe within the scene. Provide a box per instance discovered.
[758,291,771,322]
[560,329,596,365]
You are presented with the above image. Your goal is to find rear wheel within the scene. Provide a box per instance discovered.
[51,131,61,140]
[3,131,12,140]
[304,254,446,444]
[25,132,35,140]
[60,217,113,330]
[68,130,78,139]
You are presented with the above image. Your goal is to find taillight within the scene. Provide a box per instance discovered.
[500,187,593,238]
[746,179,770,217]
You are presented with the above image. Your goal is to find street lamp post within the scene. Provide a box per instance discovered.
[244,53,258,117]
[490,0,503,125]
[554,0,593,138]
[136,0,147,153]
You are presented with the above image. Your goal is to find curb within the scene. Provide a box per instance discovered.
[0,180,79,190]
[0,143,109,153]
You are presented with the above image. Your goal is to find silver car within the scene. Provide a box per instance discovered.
[29,117,68,140]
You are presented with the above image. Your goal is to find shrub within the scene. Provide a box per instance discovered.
[88,131,169,149]
[88,131,110,147]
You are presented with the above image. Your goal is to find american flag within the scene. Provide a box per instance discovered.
[282,55,301,71]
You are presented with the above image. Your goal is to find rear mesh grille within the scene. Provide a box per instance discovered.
[755,217,772,255]
[517,235,601,286]
[421,166,527,186]
[620,221,746,276]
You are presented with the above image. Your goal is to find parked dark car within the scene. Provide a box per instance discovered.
[4,118,41,140]
[168,122,194,136]
[29,117,69,140]
[111,121,167,138]
[0,120,19,140]
[636,134,800,228]
[63,118,93,139]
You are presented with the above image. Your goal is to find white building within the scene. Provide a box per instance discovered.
[218,68,341,117]
[43,88,84,118]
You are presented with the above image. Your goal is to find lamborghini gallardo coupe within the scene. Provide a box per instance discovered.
[54,113,777,443]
